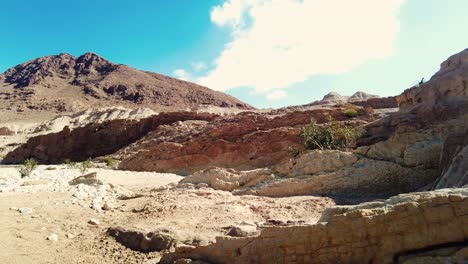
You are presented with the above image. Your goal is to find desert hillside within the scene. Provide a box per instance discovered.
[0,52,253,122]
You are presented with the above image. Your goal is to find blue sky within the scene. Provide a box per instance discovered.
[1,0,468,108]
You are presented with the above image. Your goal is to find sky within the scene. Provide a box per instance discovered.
[1,0,468,109]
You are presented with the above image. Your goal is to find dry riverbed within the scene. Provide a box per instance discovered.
[0,165,334,263]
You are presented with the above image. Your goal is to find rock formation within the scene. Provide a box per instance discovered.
[3,104,372,174]
[116,106,370,174]
[179,149,436,201]
[358,49,468,191]
[305,91,397,109]
[2,112,217,164]
[160,188,468,264]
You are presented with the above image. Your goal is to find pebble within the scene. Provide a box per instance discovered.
[88,219,100,225]
[102,202,114,211]
[47,233,58,241]
[18,207,33,214]
[66,233,75,239]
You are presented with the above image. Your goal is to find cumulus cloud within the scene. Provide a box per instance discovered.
[197,0,404,95]
[266,90,287,101]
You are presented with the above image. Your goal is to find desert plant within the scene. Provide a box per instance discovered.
[79,158,93,174]
[19,158,38,178]
[300,119,365,150]
[64,159,77,169]
[104,157,116,168]
[343,108,358,118]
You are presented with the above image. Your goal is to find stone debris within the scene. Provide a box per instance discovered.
[107,227,176,252]
[0,166,145,212]
[88,219,100,226]
[47,234,58,242]
[69,172,103,186]
[225,225,260,237]
[18,207,33,214]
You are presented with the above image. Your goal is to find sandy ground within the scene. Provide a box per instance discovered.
[0,165,334,264]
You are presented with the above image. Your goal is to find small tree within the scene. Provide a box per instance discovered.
[300,119,365,150]
[19,158,38,178]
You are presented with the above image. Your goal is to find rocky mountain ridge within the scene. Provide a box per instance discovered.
[0,52,252,116]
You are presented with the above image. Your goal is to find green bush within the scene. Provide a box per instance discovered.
[79,158,93,174]
[19,158,38,178]
[300,119,365,150]
[104,157,116,167]
[64,159,77,169]
[104,157,116,168]
[343,108,358,118]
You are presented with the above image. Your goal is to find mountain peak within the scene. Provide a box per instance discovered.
[76,52,107,63]
[0,53,253,112]
[322,91,348,102]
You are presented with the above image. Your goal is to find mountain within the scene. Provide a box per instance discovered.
[317,91,380,105]
[0,52,253,118]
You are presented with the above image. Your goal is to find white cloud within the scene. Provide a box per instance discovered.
[191,61,207,72]
[266,90,287,101]
[198,0,404,96]
[172,69,190,81]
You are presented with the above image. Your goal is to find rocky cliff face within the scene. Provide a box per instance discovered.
[117,106,371,174]
[363,49,468,145]
[0,52,252,115]
[178,149,436,202]
[2,112,217,164]
[397,48,468,110]
[358,49,468,191]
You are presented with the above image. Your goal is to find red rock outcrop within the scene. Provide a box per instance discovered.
[352,96,398,109]
[2,112,217,164]
[117,106,371,174]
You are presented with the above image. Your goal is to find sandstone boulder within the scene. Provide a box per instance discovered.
[273,150,358,177]
[107,227,176,252]
[179,167,275,192]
